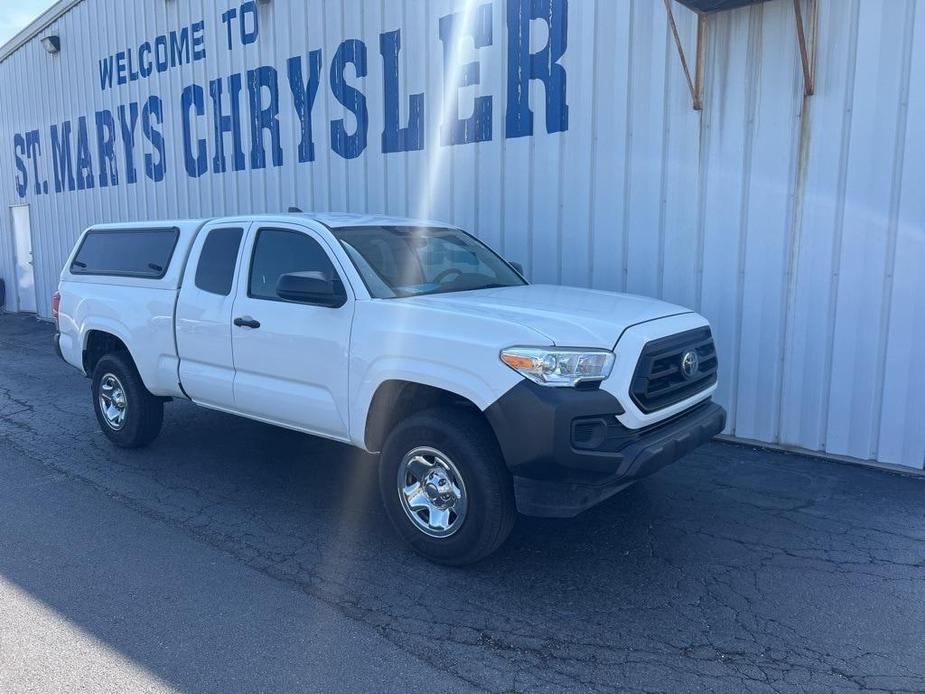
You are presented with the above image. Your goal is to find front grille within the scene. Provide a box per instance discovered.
[630,327,717,413]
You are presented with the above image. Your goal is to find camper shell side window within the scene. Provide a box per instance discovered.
[70,227,180,279]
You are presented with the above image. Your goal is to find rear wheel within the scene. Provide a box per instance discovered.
[379,407,515,565]
[91,353,164,448]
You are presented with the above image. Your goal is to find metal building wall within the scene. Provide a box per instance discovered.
[0,0,922,469]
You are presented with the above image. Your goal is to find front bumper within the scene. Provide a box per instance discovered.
[484,381,726,517]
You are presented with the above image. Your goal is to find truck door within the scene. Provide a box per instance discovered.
[230,223,354,440]
[176,222,248,410]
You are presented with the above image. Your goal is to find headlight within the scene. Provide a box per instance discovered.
[500,347,615,387]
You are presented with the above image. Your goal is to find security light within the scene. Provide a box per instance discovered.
[41,36,61,54]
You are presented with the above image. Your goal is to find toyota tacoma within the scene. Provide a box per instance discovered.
[54,213,725,564]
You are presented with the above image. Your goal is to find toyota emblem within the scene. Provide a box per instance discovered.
[680,350,700,379]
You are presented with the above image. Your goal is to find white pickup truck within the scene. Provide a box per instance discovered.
[54,213,725,564]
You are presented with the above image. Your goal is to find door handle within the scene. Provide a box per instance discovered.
[234,316,261,329]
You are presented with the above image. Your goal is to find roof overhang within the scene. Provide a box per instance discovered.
[673,0,775,13]
[666,0,817,110]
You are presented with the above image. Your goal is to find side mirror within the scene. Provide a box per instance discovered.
[276,272,347,308]
[509,261,525,276]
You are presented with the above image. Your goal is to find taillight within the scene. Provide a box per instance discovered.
[52,291,61,326]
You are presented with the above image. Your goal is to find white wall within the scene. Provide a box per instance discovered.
[1,0,923,469]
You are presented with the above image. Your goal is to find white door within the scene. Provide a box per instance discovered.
[176,222,249,410]
[10,205,36,313]
[231,223,355,440]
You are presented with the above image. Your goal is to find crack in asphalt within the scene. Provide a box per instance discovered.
[0,315,923,693]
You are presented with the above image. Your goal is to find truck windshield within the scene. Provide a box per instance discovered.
[332,226,526,298]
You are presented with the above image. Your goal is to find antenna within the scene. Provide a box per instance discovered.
[288,206,303,213]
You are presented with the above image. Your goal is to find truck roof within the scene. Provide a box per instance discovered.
[65,213,458,288]
[87,212,455,233]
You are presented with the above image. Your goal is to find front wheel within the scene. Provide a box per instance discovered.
[379,407,516,565]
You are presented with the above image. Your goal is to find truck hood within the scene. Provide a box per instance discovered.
[403,284,692,349]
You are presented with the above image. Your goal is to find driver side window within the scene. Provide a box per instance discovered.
[248,228,341,301]
[420,237,492,283]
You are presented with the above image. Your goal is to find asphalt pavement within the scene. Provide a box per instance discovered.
[0,313,923,693]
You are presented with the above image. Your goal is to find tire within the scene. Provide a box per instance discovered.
[379,407,516,566]
[91,352,164,449]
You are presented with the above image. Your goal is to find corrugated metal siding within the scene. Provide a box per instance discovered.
[0,0,922,469]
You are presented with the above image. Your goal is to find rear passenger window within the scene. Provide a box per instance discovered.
[248,228,339,301]
[195,228,243,296]
[71,228,179,278]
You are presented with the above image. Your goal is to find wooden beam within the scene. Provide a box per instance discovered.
[665,0,704,111]
[695,13,706,110]
[794,0,818,96]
